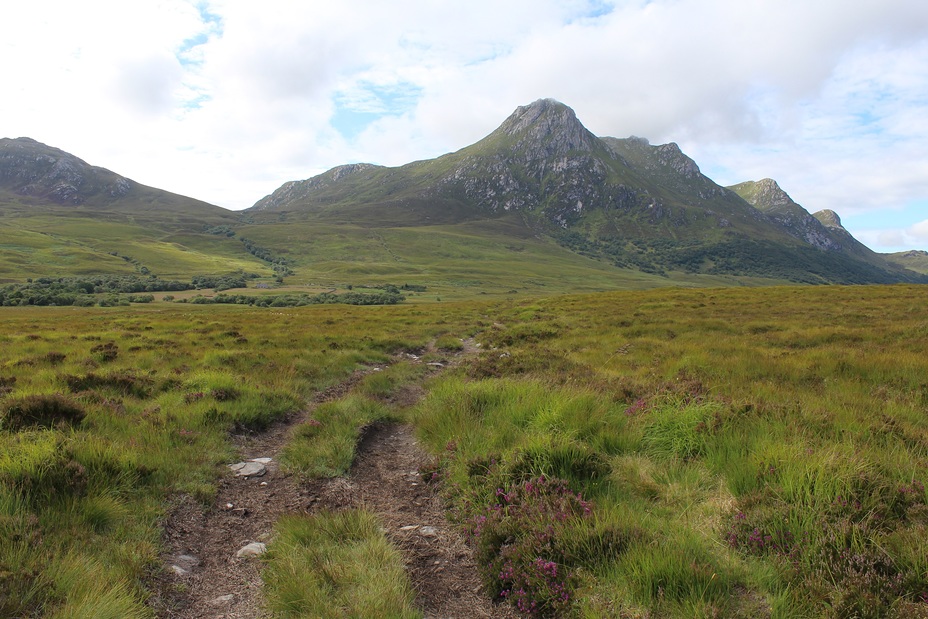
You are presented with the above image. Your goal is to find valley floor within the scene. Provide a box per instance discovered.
[2,284,927,618]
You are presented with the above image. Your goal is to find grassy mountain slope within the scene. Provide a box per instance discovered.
[885,249,928,274]
[234,217,723,299]
[0,138,270,280]
[250,99,925,285]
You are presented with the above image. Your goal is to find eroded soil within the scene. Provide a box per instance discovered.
[149,346,514,619]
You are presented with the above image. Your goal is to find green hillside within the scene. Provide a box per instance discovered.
[249,100,926,286]
[885,249,928,274]
[2,102,925,292]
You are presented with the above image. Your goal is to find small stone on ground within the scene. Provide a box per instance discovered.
[235,542,267,558]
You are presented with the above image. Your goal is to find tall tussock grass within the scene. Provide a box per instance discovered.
[0,302,474,616]
[262,510,420,618]
[413,285,928,617]
[2,286,927,617]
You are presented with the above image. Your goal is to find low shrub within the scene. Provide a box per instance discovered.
[64,371,154,398]
[468,476,593,616]
[1,395,86,431]
[89,342,118,362]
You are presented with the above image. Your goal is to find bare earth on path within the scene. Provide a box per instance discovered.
[149,345,515,619]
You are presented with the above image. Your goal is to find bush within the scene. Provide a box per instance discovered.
[468,476,592,616]
[126,294,154,303]
[90,342,119,362]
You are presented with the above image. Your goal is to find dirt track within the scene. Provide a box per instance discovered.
[149,347,514,618]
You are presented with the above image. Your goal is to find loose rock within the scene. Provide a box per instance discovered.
[229,461,267,477]
[235,542,267,558]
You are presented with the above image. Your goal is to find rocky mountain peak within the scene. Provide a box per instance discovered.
[0,137,131,205]
[813,209,844,229]
[493,98,599,156]
[736,178,792,210]
[728,179,843,252]
[654,143,700,178]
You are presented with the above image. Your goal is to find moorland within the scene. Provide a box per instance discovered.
[2,284,927,618]
[2,99,928,618]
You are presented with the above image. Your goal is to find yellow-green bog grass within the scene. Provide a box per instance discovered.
[1,284,926,618]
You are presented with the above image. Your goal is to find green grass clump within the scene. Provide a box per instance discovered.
[640,398,723,461]
[282,395,392,478]
[356,362,427,401]
[262,510,420,618]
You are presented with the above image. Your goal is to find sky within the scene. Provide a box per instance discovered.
[2,0,927,253]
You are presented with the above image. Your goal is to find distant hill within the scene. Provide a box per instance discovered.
[885,249,928,275]
[251,99,926,285]
[0,137,238,227]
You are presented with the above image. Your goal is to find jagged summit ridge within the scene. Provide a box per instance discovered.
[729,178,841,252]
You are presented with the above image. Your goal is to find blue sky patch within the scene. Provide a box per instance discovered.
[332,83,422,140]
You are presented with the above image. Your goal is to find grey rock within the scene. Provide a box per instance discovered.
[229,461,267,477]
[235,542,267,558]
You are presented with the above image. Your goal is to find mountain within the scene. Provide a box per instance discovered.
[0,137,238,227]
[250,99,925,285]
[0,138,266,280]
[2,102,924,289]
[728,179,840,251]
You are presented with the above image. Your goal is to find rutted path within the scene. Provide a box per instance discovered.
[149,344,514,619]
[349,422,515,619]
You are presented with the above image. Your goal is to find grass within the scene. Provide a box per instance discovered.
[409,284,928,617]
[262,510,420,618]
[282,395,392,478]
[1,285,927,617]
[0,302,475,617]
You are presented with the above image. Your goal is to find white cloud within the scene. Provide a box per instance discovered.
[854,219,928,253]
[1,0,927,250]
[912,219,928,242]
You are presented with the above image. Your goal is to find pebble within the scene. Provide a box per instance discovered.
[399,525,419,531]
[251,457,272,464]
[235,542,267,558]
[169,554,199,576]
[419,526,438,537]
[209,594,235,606]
